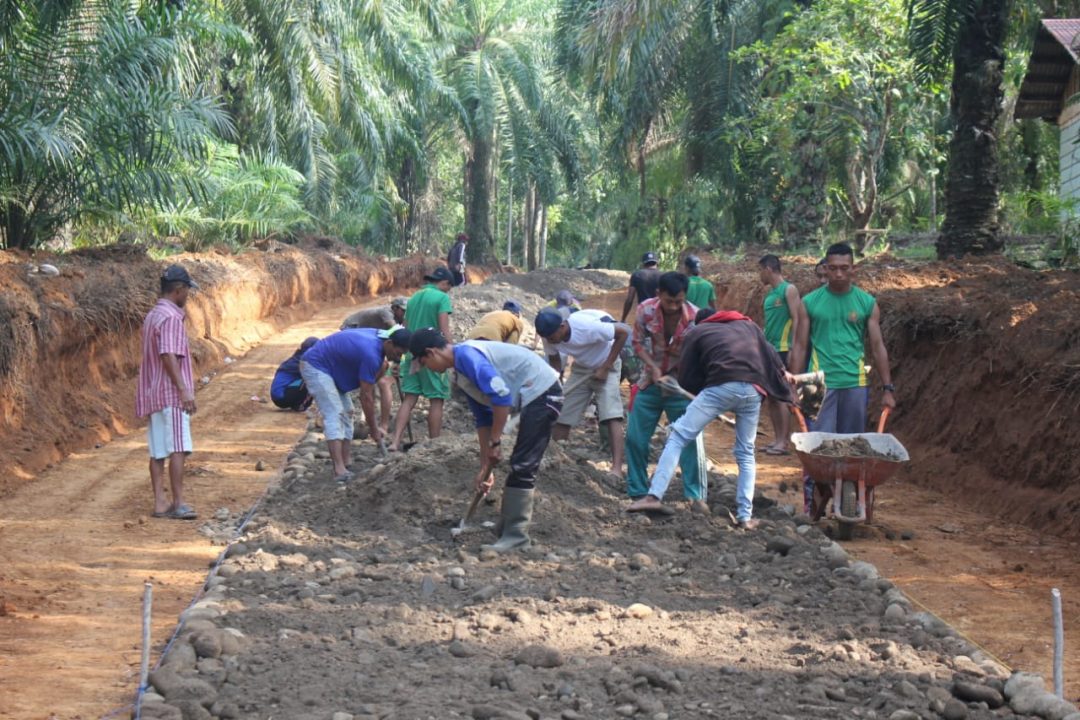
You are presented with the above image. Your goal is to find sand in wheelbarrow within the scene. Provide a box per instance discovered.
[810,436,903,460]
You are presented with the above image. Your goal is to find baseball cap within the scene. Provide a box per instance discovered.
[684,254,702,269]
[534,309,565,338]
[390,296,408,309]
[161,263,199,289]
[384,326,412,349]
[502,299,523,316]
[641,251,658,266]
[300,336,319,352]
[424,266,454,283]
[408,327,448,357]
[554,289,577,307]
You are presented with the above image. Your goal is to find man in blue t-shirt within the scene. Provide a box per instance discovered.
[270,336,319,410]
[409,328,563,553]
[300,327,412,482]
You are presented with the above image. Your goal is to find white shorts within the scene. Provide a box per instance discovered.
[147,407,193,459]
[300,361,355,441]
[557,358,624,427]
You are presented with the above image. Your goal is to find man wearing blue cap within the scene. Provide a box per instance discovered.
[621,251,661,322]
[301,327,412,482]
[271,336,319,411]
[409,328,563,553]
[535,308,630,478]
[467,300,525,344]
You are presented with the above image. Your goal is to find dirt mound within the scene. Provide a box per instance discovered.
[698,250,1080,538]
[488,267,629,300]
[810,436,904,460]
[0,246,433,493]
[448,283,548,344]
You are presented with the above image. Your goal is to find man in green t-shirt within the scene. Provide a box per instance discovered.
[684,255,716,311]
[757,254,802,455]
[388,266,454,450]
[790,243,896,509]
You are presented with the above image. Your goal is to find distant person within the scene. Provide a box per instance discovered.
[625,272,705,506]
[137,264,199,520]
[340,297,408,431]
[815,257,828,286]
[628,309,794,528]
[758,254,803,455]
[535,308,630,479]
[684,255,716,311]
[467,300,525,344]
[270,336,319,411]
[620,251,662,322]
[791,243,896,514]
[408,329,563,553]
[389,266,454,451]
[300,327,412,482]
[448,232,469,287]
[340,297,407,330]
[545,289,582,314]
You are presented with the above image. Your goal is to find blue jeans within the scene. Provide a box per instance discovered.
[647,382,762,520]
[626,385,705,500]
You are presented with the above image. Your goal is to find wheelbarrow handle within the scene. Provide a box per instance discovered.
[790,406,809,433]
[877,407,891,433]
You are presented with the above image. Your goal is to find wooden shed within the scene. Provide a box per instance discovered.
[1016,19,1080,202]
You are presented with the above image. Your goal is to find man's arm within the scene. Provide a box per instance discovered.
[358,382,381,443]
[632,308,663,383]
[161,354,196,414]
[620,283,637,323]
[438,311,451,343]
[593,323,630,381]
[707,282,717,311]
[789,304,810,374]
[866,304,896,409]
[784,284,802,351]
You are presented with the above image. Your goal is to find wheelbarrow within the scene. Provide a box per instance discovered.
[791,408,909,541]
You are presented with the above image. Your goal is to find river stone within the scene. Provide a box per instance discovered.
[626,603,653,619]
[883,603,907,621]
[888,712,920,720]
[514,644,564,668]
[952,680,1004,708]
[941,699,969,720]
[765,536,796,556]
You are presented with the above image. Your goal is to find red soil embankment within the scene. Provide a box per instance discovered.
[701,252,1080,538]
[0,240,439,493]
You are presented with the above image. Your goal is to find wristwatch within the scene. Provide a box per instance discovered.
[882,384,895,392]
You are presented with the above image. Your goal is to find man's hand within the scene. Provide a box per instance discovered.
[370,425,384,444]
[180,388,197,415]
[592,365,610,382]
[475,466,496,494]
[882,390,897,409]
[486,441,502,466]
[650,365,663,384]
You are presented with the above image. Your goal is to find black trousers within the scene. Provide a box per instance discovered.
[272,383,311,411]
[451,269,466,287]
[506,381,563,490]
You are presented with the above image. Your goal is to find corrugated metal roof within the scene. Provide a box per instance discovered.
[1043,19,1080,62]
[1016,20,1080,120]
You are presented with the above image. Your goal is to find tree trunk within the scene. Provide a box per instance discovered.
[937,0,1007,259]
[539,203,548,268]
[465,132,496,262]
[521,184,532,271]
[397,156,417,256]
[527,184,539,271]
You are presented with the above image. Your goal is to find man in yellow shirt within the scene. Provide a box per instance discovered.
[467,300,524,344]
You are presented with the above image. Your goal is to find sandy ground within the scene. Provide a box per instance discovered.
[0,302,362,719]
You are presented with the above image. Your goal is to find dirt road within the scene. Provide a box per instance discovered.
[0,302,360,720]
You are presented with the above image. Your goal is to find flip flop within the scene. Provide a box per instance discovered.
[333,470,354,484]
[764,447,791,456]
[151,509,171,518]
[168,504,198,520]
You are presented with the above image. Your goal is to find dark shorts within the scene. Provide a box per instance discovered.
[451,270,466,287]
[814,387,869,434]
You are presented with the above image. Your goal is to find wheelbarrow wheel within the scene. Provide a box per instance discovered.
[837,480,858,541]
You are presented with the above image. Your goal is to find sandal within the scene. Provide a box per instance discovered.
[168,504,198,520]
[333,470,354,484]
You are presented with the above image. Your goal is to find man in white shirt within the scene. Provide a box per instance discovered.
[535,308,630,478]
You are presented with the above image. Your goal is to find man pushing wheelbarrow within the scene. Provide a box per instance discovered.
[788,243,902,538]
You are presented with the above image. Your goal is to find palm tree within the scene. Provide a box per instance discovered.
[908,0,1009,258]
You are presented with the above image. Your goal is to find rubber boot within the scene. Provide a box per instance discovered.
[483,488,534,553]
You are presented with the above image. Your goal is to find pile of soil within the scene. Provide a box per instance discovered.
[488,267,629,301]
[810,437,905,461]
[697,250,1080,538]
[140,406,1039,720]
[448,284,549,345]
[0,244,432,493]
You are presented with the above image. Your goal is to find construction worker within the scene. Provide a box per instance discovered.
[389,267,454,451]
[448,233,469,287]
[625,272,706,506]
[408,328,563,553]
[467,300,525,343]
[790,242,896,515]
[627,309,794,527]
[758,254,802,455]
[535,308,630,478]
[684,255,716,311]
[620,251,661,322]
[545,289,582,314]
[270,336,319,411]
[340,297,408,431]
[300,327,412,483]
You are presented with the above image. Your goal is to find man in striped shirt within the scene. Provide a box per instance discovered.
[137,264,199,520]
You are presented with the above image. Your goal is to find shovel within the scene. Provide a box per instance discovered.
[451,466,495,537]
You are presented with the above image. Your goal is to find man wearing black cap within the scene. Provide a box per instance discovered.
[684,255,716,311]
[467,300,525,344]
[300,327,412,482]
[621,251,662,322]
[270,336,319,411]
[409,328,563,553]
[388,266,454,451]
[448,232,469,287]
[137,264,200,520]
